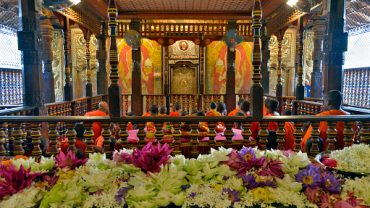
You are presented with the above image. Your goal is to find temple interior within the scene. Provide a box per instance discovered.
[0,0,370,207]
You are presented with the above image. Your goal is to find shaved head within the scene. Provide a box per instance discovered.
[98,101,109,114]
[325,90,342,109]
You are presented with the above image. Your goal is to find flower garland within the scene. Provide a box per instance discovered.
[0,143,369,208]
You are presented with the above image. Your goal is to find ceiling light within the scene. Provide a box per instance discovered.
[70,0,81,5]
[287,0,299,7]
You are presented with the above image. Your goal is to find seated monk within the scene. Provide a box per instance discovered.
[206,102,221,116]
[61,123,86,158]
[228,98,244,116]
[84,101,109,143]
[282,109,295,150]
[301,90,356,152]
[145,105,158,142]
[169,102,181,116]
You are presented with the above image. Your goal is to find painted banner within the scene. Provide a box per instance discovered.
[205,41,228,94]
[235,42,253,94]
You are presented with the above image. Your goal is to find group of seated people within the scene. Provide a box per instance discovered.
[57,90,356,158]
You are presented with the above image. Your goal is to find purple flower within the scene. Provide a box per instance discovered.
[55,150,88,170]
[181,184,190,190]
[131,142,173,173]
[239,147,256,162]
[115,186,131,204]
[223,188,240,204]
[0,164,43,199]
[241,174,275,189]
[226,150,244,171]
[189,192,197,198]
[322,172,341,194]
[295,165,322,189]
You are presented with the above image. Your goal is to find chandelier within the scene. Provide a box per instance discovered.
[43,0,81,11]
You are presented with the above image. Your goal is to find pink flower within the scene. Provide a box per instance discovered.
[334,193,367,208]
[226,150,244,171]
[131,142,173,173]
[257,158,284,178]
[322,157,338,168]
[0,164,42,199]
[55,150,88,170]
[113,150,133,164]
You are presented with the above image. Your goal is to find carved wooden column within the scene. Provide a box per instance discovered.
[276,32,283,112]
[261,21,270,94]
[85,32,92,97]
[325,0,347,93]
[199,38,206,110]
[295,17,305,100]
[40,14,55,103]
[108,0,122,117]
[226,20,237,112]
[63,18,73,101]
[310,16,326,98]
[18,0,44,110]
[97,21,108,95]
[163,38,170,113]
[130,20,142,116]
[250,0,264,119]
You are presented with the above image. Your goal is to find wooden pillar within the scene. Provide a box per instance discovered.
[85,32,92,97]
[108,0,122,117]
[310,16,326,98]
[325,0,347,93]
[295,17,305,100]
[276,32,283,112]
[250,0,263,119]
[18,0,44,110]
[40,15,55,103]
[97,22,108,95]
[130,20,142,116]
[163,38,170,113]
[199,38,206,110]
[261,20,270,94]
[226,20,237,112]
[63,18,73,101]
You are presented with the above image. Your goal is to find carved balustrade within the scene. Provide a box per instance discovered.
[117,22,252,38]
[201,94,225,112]
[293,100,323,115]
[0,115,368,158]
[143,95,166,113]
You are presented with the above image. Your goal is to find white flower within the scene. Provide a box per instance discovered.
[0,186,45,208]
[330,144,370,173]
[342,176,370,205]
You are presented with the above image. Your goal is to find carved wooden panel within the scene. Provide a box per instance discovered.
[52,30,65,102]
[171,66,197,94]
[169,40,199,60]
[282,27,297,96]
[71,27,86,99]
[90,35,98,96]
[303,30,314,89]
[268,35,278,95]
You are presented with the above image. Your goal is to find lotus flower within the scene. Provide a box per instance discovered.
[257,158,284,178]
[241,174,275,190]
[0,164,42,199]
[55,150,88,170]
[131,142,173,173]
[322,172,341,194]
[113,150,133,165]
[334,193,367,208]
[295,165,322,189]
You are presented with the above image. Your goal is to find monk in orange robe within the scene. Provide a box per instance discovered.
[301,90,354,152]
[84,101,109,142]
[145,105,158,142]
[281,109,295,150]
[229,99,245,116]
[206,102,221,116]
[169,103,181,116]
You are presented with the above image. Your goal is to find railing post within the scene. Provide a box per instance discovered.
[250,0,264,119]
[118,122,129,149]
[261,20,270,94]
[172,122,182,155]
[130,20,143,116]
[7,123,14,156]
[276,32,283,113]
[309,122,320,155]
[293,122,303,152]
[242,122,252,147]
[101,122,113,158]
[258,122,268,150]
[108,0,122,117]
[190,123,199,158]
[326,122,337,151]
[84,122,95,156]
[65,122,76,154]
[63,18,73,101]
[359,121,370,145]
[343,121,354,147]
[13,123,24,155]
[47,122,59,156]
[276,122,285,150]
[30,122,42,157]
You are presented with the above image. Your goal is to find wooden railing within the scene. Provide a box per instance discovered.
[0,69,23,105]
[0,115,368,158]
[0,106,35,116]
[117,21,253,38]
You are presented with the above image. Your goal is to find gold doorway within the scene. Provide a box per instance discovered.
[170,62,198,95]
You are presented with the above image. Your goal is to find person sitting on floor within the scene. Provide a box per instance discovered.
[197,111,210,141]
[228,99,244,116]
[169,102,181,116]
[301,90,357,153]
[61,123,86,158]
[206,102,221,116]
[84,101,109,144]
[282,109,296,150]
[159,106,167,116]
[145,105,158,142]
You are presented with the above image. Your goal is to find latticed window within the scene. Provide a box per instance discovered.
[343,28,370,109]
[0,25,23,105]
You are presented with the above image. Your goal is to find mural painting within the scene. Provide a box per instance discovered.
[206,41,227,94]
[141,38,162,95]
[235,42,253,94]
[117,39,133,94]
